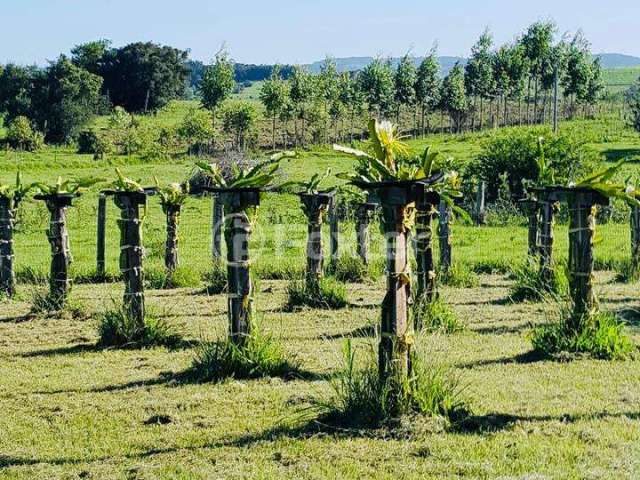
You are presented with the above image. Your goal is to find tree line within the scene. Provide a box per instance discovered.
[0,20,611,153]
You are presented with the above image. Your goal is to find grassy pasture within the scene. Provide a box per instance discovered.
[0,108,639,478]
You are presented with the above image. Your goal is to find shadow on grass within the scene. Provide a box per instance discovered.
[457,350,548,369]
[19,339,202,358]
[0,313,37,324]
[319,324,377,340]
[454,410,640,434]
[601,147,640,163]
[471,322,532,336]
[2,409,638,468]
[617,307,640,327]
[31,365,333,396]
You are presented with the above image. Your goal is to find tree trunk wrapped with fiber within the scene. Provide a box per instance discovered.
[355,202,377,266]
[221,190,259,346]
[437,200,452,272]
[415,190,440,304]
[0,198,17,297]
[114,192,146,332]
[36,195,75,309]
[164,204,181,273]
[299,192,333,289]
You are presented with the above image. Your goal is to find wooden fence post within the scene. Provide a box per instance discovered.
[538,198,555,287]
[356,203,376,266]
[631,206,640,274]
[415,191,439,311]
[164,204,181,273]
[329,198,339,264]
[96,194,106,278]
[438,200,452,272]
[212,194,224,259]
[474,181,486,225]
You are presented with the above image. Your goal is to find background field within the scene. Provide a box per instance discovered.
[0,104,640,478]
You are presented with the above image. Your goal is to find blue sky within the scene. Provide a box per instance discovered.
[1,0,639,65]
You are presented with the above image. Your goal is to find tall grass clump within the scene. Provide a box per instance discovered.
[614,258,640,284]
[509,258,569,302]
[145,265,202,289]
[203,259,227,294]
[309,340,469,428]
[188,328,300,382]
[285,277,348,310]
[413,297,463,333]
[531,301,634,360]
[29,288,88,318]
[439,263,479,288]
[97,305,183,348]
[326,253,370,283]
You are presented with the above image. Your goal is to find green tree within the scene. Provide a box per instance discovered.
[259,65,289,150]
[626,78,640,133]
[394,54,417,129]
[178,108,214,154]
[70,39,111,75]
[5,116,44,151]
[440,63,468,133]
[289,65,315,145]
[200,48,236,127]
[520,21,556,123]
[358,58,394,118]
[338,72,364,142]
[0,64,38,121]
[221,100,258,150]
[30,56,103,142]
[562,33,592,117]
[101,42,189,113]
[415,48,441,136]
[584,57,604,116]
[465,28,496,130]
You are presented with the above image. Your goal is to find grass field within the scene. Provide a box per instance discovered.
[1,106,640,478]
[602,67,640,95]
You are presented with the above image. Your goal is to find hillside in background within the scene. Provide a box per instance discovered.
[595,53,640,68]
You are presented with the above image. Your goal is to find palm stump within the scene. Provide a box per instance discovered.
[35,194,77,309]
[299,192,334,289]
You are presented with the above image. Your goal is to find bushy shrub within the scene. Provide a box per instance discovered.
[309,340,470,428]
[615,258,640,284]
[77,129,113,159]
[285,277,348,310]
[531,310,634,360]
[467,126,596,200]
[221,100,258,150]
[189,328,300,382]
[413,297,463,333]
[5,116,44,151]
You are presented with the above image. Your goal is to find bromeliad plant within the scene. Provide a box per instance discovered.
[0,173,38,297]
[155,178,190,278]
[196,151,294,347]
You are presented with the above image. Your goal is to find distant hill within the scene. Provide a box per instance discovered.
[594,53,640,69]
[307,56,467,76]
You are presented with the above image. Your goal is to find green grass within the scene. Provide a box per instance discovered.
[0,107,639,477]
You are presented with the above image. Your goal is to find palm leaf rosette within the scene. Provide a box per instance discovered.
[0,172,39,209]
